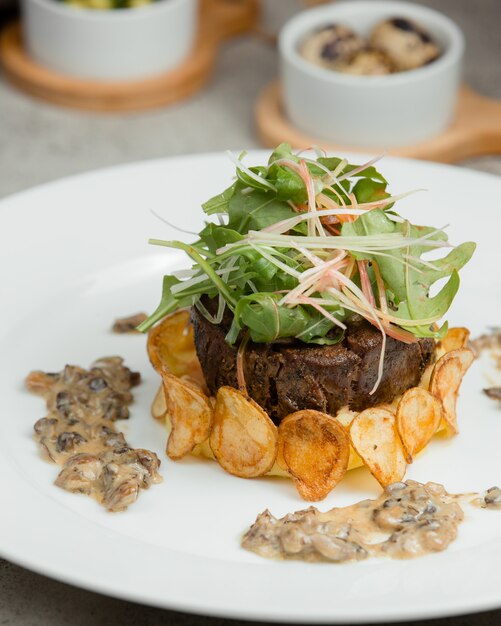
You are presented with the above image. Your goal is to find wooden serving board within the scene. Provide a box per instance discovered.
[256,80,501,163]
[0,0,260,112]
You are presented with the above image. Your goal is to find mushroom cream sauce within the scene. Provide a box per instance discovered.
[26,357,162,512]
[243,481,501,563]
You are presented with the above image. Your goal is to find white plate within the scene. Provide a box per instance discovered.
[1,152,500,624]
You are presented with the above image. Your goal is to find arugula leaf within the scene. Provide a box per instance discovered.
[198,223,242,254]
[234,294,304,342]
[202,182,236,215]
[267,143,299,165]
[267,163,307,203]
[227,186,297,233]
[318,158,387,184]
[296,314,344,344]
[137,275,191,332]
[341,210,475,333]
[303,330,345,345]
[235,294,305,342]
[232,293,343,344]
[341,209,394,260]
[235,165,273,192]
[403,321,449,340]
[352,178,389,204]
[225,316,241,344]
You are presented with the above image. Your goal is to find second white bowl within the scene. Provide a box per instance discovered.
[279,0,464,148]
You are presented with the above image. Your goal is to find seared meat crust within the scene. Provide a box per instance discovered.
[191,302,435,424]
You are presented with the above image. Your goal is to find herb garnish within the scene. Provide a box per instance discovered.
[138,145,474,390]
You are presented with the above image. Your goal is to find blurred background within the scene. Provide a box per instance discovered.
[0,0,500,200]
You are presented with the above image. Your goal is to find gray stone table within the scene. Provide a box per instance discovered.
[1,0,500,624]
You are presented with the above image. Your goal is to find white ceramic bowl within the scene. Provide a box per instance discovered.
[279,0,464,148]
[21,0,197,81]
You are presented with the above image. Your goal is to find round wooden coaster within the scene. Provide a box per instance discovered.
[255,81,501,163]
[0,0,260,112]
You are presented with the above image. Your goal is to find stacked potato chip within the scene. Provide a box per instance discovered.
[149,311,473,501]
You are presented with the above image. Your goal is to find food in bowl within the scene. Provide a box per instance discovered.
[139,145,475,500]
[22,0,197,81]
[370,18,441,71]
[300,16,440,75]
[280,2,463,147]
[339,48,394,76]
[57,0,156,8]
[300,23,369,72]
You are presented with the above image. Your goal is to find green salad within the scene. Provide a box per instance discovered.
[139,144,474,386]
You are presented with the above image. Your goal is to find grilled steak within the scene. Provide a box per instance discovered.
[191,302,435,423]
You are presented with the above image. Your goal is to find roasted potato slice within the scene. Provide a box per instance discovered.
[350,408,407,487]
[151,384,167,421]
[210,386,278,478]
[429,348,474,434]
[418,362,435,392]
[438,327,470,354]
[396,387,443,462]
[147,310,206,390]
[161,371,213,460]
[277,410,350,501]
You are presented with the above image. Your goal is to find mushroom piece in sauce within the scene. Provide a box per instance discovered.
[112,312,148,334]
[484,387,501,402]
[242,480,464,563]
[27,357,161,512]
[482,487,501,510]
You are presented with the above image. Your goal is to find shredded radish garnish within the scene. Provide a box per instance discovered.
[271,158,325,237]
[150,209,199,236]
[296,296,347,330]
[247,242,302,279]
[170,264,237,295]
[261,206,368,235]
[328,267,387,393]
[331,158,348,179]
[293,244,324,267]
[313,146,327,158]
[194,297,219,324]
[240,229,447,253]
[215,293,227,324]
[226,151,277,192]
[279,252,347,307]
[300,159,326,237]
[358,260,376,308]
[336,154,385,183]
[372,260,388,315]
[322,185,347,208]
[403,254,441,271]
[236,332,250,393]
[342,288,440,327]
